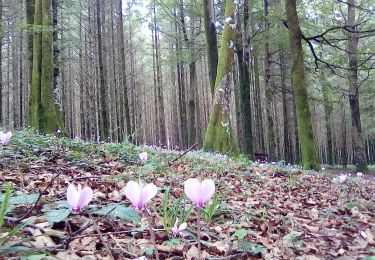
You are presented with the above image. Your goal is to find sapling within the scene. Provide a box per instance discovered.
[124,180,159,260]
[184,178,215,260]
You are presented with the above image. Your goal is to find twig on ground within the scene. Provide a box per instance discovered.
[63,207,116,249]
[168,143,198,165]
[89,213,115,260]
[69,176,102,182]
[109,234,138,258]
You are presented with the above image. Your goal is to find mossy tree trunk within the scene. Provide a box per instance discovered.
[285,0,320,170]
[203,0,238,154]
[347,0,368,173]
[235,1,253,158]
[203,0,218,97]
[29,0,43,129]
[28,0,64,133]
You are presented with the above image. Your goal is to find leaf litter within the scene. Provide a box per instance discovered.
[0,132,375,259]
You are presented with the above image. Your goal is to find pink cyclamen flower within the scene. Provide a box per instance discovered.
[67,184,93,212]
[139,152,148,165]
[171,217,187,237]
[0,131,12,145]
[124,180,157,210]
[184,178,215,208]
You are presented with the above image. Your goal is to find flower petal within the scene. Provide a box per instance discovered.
[179,222,187,231]
[124,181,142,209]
[67,184,79,209]
[184,178,201,206]
[200,179,215,205]
[141,183,157,207]
[77,186,93,209]
[139,152,148,165]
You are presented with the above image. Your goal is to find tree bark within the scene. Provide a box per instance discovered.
[347,0,368,172]
[285,0,320,170]
[235,1,253,157]
[203,0,238,154]
[203,0,218,96]
[96,0,109,139]
[117,0,131,141]
[264,0,277,161]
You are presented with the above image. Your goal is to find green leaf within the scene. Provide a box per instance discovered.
[0,194,40,205]
[166,238,180,246]
[94,204,140,223]
[236,242,266,254]
[231,229,248,240]
[143,247,154,255]
[45,208,71,224]
[21,254,48,260]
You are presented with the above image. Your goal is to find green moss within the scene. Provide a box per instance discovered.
[203,0,238,155]
[286,0,320,171]
[28,0,65,134]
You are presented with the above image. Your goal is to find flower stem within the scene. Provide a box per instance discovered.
[197,207,201,260]
[146,209,159,260]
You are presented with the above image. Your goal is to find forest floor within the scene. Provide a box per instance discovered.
[1,130,375,260]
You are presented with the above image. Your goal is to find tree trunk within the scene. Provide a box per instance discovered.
[264,0,277,161]
[236,2,253,157]
[203,0,218,96]
[175,8,188,148]
[347,0,368,172]
[29,0,42,129]
[96,0,109,139]
[203,0,238,154]
[321,74,333,165]
[117,0,131,141]
[280,49,292,163]
[26,0,34,94]
[152,2,166,147]
[285,0,320,170]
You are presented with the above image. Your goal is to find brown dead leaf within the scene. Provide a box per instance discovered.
[302,223,320,233]
[185,245,209,260]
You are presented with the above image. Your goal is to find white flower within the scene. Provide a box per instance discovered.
[0,131,12,145]
[171,218,187,237]
[338,174,347,183]
[356,172,363,177]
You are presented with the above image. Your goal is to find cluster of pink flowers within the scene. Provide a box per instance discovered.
[65,151,216,259]
[66,151,215,216]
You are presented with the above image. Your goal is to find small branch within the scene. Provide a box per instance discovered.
[16,171,62,223]
[168,143,198,165]
[89,213,115,260]
[109,234,138,258]
[63,207,116,248]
